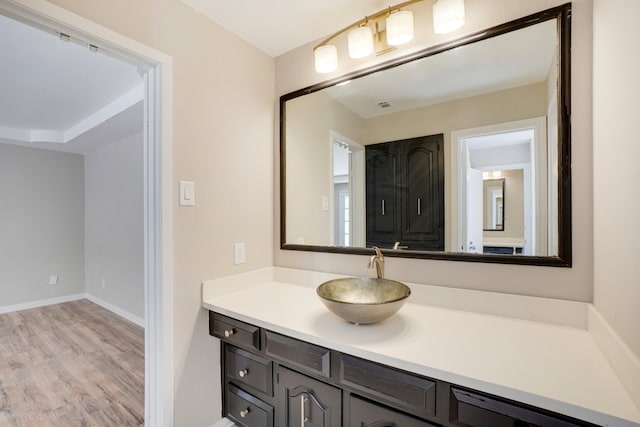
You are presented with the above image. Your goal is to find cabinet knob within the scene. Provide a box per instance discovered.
[238,369,248,378]
[240,408,249,418]
[223,328,235,338]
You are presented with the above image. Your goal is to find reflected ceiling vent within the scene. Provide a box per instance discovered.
[377,101,391,109]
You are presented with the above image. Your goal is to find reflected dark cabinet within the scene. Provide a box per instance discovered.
[366,134,444,251]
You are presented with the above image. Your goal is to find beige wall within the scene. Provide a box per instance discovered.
[45,0,275,425]
[276,0,594,302]
[286,91,365,246]
[593,0,640,357]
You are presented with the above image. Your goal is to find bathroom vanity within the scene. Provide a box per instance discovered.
[202,268,640,427]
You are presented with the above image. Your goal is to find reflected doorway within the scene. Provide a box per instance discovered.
[456,118,549,256]
[331,132,365,247]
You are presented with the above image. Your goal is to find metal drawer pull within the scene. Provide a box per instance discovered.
[238,369,248,378]
[381,199,386,216]
[240,408,249,418]
[417,198,421,216]
[223,328,235,338]
[301,395,308,426]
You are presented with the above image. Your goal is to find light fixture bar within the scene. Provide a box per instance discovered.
[313,0,425,51]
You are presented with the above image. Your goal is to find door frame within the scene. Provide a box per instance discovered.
[0,1,175,425]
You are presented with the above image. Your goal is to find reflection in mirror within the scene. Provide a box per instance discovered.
[483,177,504,232]
[281,5,571,266]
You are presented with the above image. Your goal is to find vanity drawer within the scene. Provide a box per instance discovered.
[226,345,273,396]
[264,330,331,378]
[210,312,260,351]
[227,384,273,427]
[339,353,436,418]
[350,395,439,427]
[449,387,597,427]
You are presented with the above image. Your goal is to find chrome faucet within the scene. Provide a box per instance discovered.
[368,246,384,279]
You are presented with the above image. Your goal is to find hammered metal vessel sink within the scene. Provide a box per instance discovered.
[316,277,411,325]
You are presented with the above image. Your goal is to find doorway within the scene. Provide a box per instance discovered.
[330,131,365,247]
[0,2,173,425]
[452,117,547,256]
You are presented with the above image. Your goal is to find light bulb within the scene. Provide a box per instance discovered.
[314,45,338,74]
[347,26,374,59]
[433,0,465,34]
[387,10,414,46]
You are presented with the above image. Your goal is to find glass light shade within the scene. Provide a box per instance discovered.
[433,0,465,34]
[314,45,338,74]
[347,26,374,59]
[386,10,414,46]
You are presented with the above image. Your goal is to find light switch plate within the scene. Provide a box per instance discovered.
[321,196,329,211]
[234,243,246,265]
[179,181,195,206]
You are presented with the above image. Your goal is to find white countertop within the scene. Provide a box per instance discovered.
[202,267,640,427]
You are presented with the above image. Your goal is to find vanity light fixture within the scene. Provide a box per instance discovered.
[433,0,465,34]
[313,0,465,74]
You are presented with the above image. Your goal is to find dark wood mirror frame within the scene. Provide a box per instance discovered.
[280,4,572,267]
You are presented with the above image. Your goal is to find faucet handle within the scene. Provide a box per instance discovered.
[372,246,383,259]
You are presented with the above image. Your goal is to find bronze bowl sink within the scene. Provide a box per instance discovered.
[316,277,411,325]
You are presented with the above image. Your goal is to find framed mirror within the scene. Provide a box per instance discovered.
[280,4,571,267]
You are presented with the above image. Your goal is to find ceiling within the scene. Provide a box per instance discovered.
[178,0,392,57]
[0,0,400,155]
[0,13,143,155]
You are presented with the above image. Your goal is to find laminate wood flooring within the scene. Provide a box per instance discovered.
[0,299,144,426]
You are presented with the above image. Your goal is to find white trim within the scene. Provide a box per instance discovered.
[0,293,85,314]
[588,306,640,409]
[85,293,145,328]
[0,2,175,426]
[0,84,143,144]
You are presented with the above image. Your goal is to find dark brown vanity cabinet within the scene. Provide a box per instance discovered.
[210,312,599,427]
[365,134,444,251]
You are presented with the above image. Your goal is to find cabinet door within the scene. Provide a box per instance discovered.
[401,135,444,251]
[276,366,341,427]
[349,395,438,427]
[366,142,400,248]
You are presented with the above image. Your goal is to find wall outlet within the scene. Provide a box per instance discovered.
[234,243,246,265]
[101,278,106,289]
[48,275,58,285]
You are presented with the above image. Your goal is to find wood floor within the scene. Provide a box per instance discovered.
[0,299,144,426]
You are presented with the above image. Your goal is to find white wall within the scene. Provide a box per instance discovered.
[592,0,640,357]
[0,144,84,306]
[275,0,594,302]
[85,131,144,320]
[46,0,276,425]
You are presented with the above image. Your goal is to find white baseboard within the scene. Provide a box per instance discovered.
[210,417,236,427]
[588,306,640,409]
[84,293,145,328]
[0,293,85,314]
